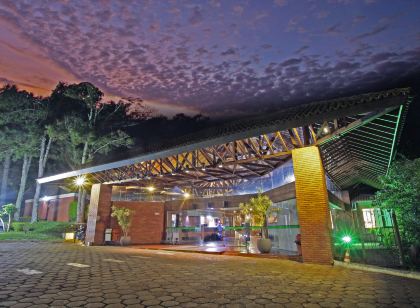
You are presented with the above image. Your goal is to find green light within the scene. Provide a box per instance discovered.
[342,235,352,243]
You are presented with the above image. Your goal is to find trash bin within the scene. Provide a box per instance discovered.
[105,228,112,242]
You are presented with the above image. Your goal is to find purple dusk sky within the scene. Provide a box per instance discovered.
[0,0,419,117]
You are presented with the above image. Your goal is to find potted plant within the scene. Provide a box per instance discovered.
[239,192,274,253]
[111,206,134,246]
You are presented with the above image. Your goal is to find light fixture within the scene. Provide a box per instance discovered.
[183,192,191,198]
[218,163,223,168]
[185,170,190,173]
[146,186,155,192]
[201,167,206,171]
[74,176,86,187]
[323,126,330,134]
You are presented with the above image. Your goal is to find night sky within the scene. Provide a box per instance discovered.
[0,0,419,117]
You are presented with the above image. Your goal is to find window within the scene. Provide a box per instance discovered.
[207,202,214,209]
[383,209,393,227]
[223,201,229,208]
[362,208,376,228]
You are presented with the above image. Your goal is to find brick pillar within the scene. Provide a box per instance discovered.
[85,184,112,245]
[292,146,333,265]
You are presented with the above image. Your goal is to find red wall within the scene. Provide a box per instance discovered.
[111,201,164,244]
[22,196,76,222]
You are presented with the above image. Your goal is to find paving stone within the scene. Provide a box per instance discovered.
[0,241,419,308]
[10,303,33,308]
[141,299,161,306]
[67,301,88,307]
[161,300,179,307]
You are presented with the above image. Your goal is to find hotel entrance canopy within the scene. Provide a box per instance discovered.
[38,88,411,192]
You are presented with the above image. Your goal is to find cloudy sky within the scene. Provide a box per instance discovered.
[0,0,419,117]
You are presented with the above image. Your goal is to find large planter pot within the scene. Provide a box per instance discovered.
[120,236,131,246]
[257,238,272,253]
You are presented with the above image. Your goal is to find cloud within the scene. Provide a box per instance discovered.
[233,5,244,15]
[295,45,309,54]
[325,23,342,35]
[0,0,418,118]
[316,11,330,19]
[189,6,203,25]
[274,0,287,7]
[352,24,390,41]
[220,48,237,56]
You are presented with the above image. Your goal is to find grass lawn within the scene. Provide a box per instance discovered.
[0,221,75,241]
[0,231,62,241]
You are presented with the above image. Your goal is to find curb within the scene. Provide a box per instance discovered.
[135,246,301,261]
[334,260,420,280]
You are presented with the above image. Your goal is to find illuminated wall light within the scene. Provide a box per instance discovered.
[201,167,206,171]
[218,163,223,168]
[323,126,330,134]
[146,186,155,192]
[183,192,191,198]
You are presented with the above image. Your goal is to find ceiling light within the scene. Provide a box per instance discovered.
[74,176,86,187]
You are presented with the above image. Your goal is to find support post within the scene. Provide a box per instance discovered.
[292,146,333,265]
[85,184,112,245]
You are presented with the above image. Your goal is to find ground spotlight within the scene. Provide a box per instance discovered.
[342,235,352,243]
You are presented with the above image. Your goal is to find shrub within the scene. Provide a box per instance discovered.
[68,201,77,222]
[11,222,30,232]
[11,221,77,234]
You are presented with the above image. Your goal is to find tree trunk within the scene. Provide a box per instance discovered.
[7,213,11,232]
[262,217,269,239]
[0,217,5,232]
[0,151,12,207]
[392,210,405,267]
[76,188,84,223]
[31,136,52,223]
[14,154,32,220]
[76,141,89,223]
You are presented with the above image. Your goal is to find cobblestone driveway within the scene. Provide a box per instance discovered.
[0,241,419,308]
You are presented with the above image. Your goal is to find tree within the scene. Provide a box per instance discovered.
[239,192,273,239]
[0,203,17,232]
[374,158,420,251]
[49,82,136,223]
[0,85,45,216]
[31,135,52,222]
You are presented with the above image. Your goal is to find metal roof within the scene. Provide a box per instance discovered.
[38,88,411,192]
